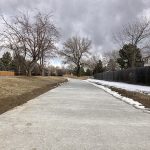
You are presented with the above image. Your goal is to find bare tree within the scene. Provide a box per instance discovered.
[103,50,119,62]
[114,18,150,47]
[113,18,150,68]
[85,54,101,72]
[0,11,59,76]
[103,50,119,71]
[59,36,91,76]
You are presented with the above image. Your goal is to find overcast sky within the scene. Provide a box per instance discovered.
[0,0,150,65]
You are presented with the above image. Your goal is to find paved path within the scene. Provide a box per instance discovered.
[0,79,150,150]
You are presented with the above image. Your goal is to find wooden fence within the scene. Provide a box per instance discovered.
[0,71,15,76]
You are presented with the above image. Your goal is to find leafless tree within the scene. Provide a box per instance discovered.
[59,36,91,76]
[103,50,120,71]
[114,18,150,47]
[85,54,101,71]
[103,50,119,61]
[0,11,59,76]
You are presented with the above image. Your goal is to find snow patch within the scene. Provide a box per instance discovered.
[87,79,150,94]
[86,79,148,110]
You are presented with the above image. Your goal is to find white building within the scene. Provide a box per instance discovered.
[143,56,150,67]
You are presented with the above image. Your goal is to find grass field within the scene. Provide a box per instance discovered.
[0,76,67,114]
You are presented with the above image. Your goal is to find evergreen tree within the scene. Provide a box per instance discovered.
[0,59,5,70]
[80,67,86,76]
[73,66,86,76]
[117,44,143,69]
[93,60,104,74]
[0,52,12,71]
[13,54,27,75]
[85,68,92,76]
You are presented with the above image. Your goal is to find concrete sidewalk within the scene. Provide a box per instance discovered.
[0,79,150,150]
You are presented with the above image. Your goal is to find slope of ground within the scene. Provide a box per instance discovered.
[0,76,67,114]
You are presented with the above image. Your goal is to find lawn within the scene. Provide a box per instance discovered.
[0,76,67,114]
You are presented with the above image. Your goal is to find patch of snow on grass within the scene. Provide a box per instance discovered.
[87,79,150,94]
[87,80,146,110]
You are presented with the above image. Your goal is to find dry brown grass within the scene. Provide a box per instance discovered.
[0,76,67,114]
[110,87,150,108]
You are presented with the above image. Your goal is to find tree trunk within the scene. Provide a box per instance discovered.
[42,67,45,76]
[27,61,36,76]
[18,66,21,75]
[28,69,32,77]
[76,65,80,77]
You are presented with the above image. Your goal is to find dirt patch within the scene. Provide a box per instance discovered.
[0,76,67,114]
[110,87,150,109]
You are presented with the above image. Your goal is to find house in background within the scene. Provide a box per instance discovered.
[143,55,150,66]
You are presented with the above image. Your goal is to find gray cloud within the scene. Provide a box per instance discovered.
[0,0,150,54]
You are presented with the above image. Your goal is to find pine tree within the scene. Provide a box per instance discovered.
[117,44,143,69]
[0,52,12,71]
[73,66,86,76]
[93,60,104,74]
[85,69,92,76]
